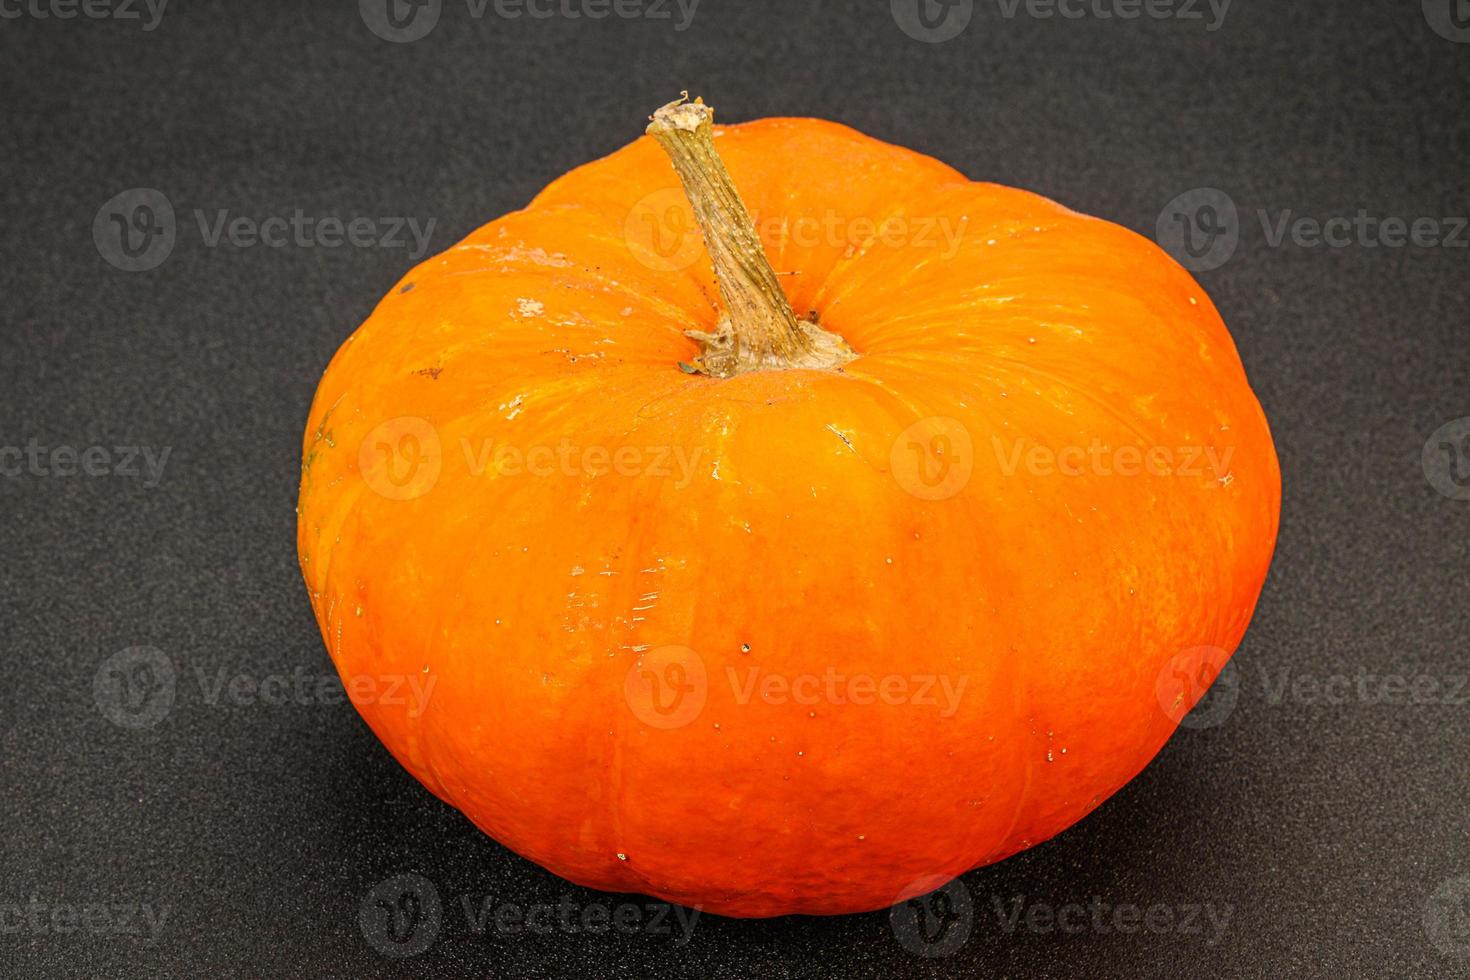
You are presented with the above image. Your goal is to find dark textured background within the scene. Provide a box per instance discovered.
[2,0,1468,976]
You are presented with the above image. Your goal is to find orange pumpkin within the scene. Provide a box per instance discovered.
[298,96,1279,918]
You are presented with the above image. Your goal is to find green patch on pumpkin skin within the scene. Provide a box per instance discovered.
[300,406,338,485]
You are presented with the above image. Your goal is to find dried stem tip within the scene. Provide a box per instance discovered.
[646,95,855,378]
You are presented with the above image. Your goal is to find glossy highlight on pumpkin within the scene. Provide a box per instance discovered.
[297,112,1280,918]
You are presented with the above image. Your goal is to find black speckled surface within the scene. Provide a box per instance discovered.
[1,1,1467,976]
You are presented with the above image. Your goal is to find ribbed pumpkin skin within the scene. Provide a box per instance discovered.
[297,117,1280,918]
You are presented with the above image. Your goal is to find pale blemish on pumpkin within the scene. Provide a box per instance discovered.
[508,246,573,268]
[825,424,857,455]
[516,298,545,317]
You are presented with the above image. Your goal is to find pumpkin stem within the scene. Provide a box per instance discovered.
[646,95,856,378]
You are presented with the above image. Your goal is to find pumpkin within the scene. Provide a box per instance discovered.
[297,96,1279,918]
